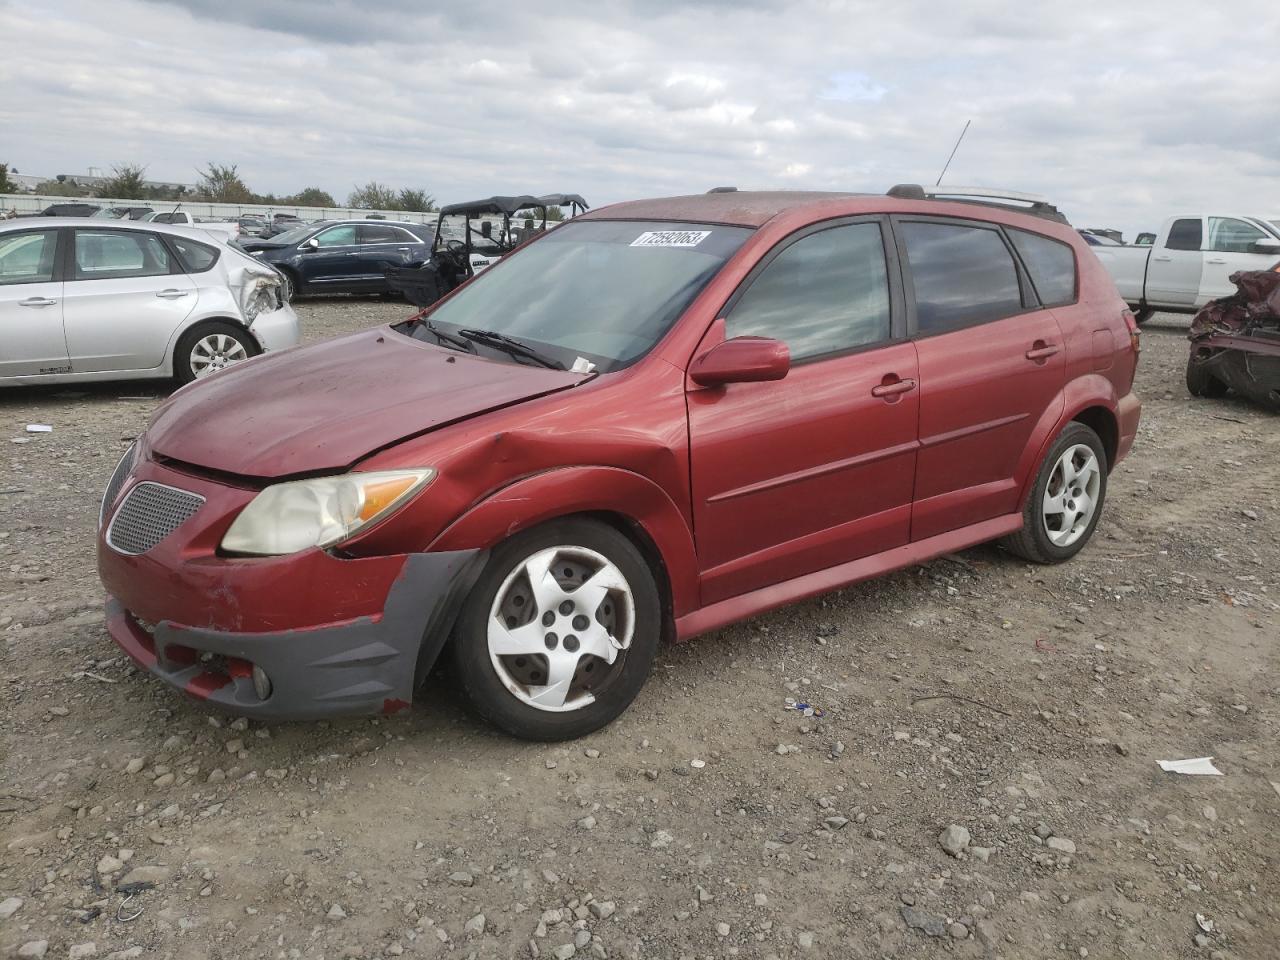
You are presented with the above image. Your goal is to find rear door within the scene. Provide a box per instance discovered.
[0,228,68,378]
[353,224,423,289]
[62,228,196,373]
[687,218,920,603]
[1199,217,1279,302]
[1145,217,1203,306]
[300,224,360,289]
[894,217,1066,541]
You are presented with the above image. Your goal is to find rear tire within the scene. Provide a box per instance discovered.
[173,321,258,384]
[1001,422,1108,565]
[449,518,661,741]
[1186,357,1228,398]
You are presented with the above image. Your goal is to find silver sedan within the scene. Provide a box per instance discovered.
[0,218,299,385]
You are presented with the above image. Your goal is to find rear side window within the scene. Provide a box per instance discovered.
[1166,218,1202,251]
[1009,229,1077,306]
[152,213,177,223]
[726,222,891,361]
[0,230,58,285]
[899,222,1023,334]
[168,236,220,273]
[73,231,172,280]
[358,224,398,244]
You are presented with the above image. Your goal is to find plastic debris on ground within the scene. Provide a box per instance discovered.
[783,697,825,719]
[1196,914,1215,934]
[26,424,52,433]
[1157,757,1224,776]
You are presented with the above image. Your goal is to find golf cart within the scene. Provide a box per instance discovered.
[386,192,589,307]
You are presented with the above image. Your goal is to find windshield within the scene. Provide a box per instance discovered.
[415,220,751,371]
[271,224,319,245]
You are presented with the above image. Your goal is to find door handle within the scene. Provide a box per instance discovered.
[1206,258,1226,264]
[1025,342,1059,361]
[1152,255,1172,262]
[19,297,58,307]
[155,289,189,299]
[870,376,917,398]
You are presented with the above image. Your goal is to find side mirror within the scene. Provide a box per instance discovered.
[689,336,790,387]
[302,237,320,251]
[1253,237,1280,254]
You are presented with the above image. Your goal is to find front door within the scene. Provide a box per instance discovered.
[301,224,360,289]
[353,224,421,290]
[893,217,1066,541]
[62,228,196,373]
[0,228,68,378]
[1146,217,1203,306]
[688,219,920,604]
[1199,217,1279,303]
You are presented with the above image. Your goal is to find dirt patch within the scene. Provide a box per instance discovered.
[2,308,1277,959]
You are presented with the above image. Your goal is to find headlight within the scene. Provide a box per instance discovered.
[221,469,435,556]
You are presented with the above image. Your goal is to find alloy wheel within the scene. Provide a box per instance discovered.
[486,545,635,713]
[190,334,249,378]
[1042,443,1101,547]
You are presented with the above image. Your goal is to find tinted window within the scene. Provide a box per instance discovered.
[1206,217,1267,254]
[169,236,219,273]
[900,222,1023,333]
[726,223,890,360]
[315,225,357,247]
[73,231,172,280]
[1166,218,1202,251]
[152,213,178,223]
[358,224,398,244]
[419,220,750,371]
[0,230,58,285]
[1009,229,1077,306]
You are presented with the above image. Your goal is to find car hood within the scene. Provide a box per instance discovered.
[146,328,587,478]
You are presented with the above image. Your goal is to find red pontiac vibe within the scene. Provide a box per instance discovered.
[98,187,1142,740]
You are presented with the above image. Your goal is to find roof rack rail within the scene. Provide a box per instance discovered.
[886,183,1069,225]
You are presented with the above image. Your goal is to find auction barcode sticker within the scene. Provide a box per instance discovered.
[630,230,711,248]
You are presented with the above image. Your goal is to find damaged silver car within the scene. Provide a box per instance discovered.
[1187,269,1280,411]
[0,219,299,385]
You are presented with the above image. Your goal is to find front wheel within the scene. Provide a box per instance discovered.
[449,519,661,741]
[1186,357,1228,398]
[173,321,258,384]
[1001,422,1108,564]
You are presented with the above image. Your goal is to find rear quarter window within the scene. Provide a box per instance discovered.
[168,237,220,273]
[1009,229,1077,306]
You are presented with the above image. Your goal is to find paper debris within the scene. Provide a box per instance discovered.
[26,424,52,433]
[1157,757,1223,776]
[570,356,597,374]
[1196,914,1215,934]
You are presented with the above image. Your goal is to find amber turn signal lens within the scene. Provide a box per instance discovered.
[357,475,423,523]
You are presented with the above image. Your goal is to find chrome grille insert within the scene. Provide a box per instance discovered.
[106,481,205,556]
[99,442,139,528]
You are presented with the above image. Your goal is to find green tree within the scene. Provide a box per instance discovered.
[545,205,565,222]
[198,163,254,203]
[289,186,336,207]
[348,181,400,210]
[35,178,90,197]
[0,163,15,193]
[396,188,435,212]
[97,163,148,199]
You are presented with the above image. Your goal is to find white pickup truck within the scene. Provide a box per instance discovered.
[140,210,240,242]
[1093,215,1280,323]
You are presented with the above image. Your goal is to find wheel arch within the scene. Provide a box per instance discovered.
[1015,377,1121,510]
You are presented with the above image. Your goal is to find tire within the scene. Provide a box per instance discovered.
[1133,308,1155,326]
[449,518,662,741]
[1000,422,1108,565]
[173,321,259,384]
[1186,357,1228,398]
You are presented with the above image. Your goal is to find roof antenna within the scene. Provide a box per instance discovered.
[935,119,971,186]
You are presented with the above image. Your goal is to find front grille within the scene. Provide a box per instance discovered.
[106,482,205,556]
[100,442,139,528]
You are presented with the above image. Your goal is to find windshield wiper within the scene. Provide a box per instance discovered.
[458,329,565,369]
[421,320,475,354]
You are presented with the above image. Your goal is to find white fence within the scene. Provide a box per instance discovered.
[0,193,435,224]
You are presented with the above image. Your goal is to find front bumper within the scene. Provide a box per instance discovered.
[248,302,300,353]
[103,550,480,720]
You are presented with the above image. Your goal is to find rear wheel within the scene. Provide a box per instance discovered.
[449,519,661,741]
[1001,422,1108,564]
[173,321,258,384]
[1186,357,1228,398]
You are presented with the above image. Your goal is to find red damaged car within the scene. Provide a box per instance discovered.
[98,186,1141,740]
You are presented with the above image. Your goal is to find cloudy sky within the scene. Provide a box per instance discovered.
[1,0,1277,237]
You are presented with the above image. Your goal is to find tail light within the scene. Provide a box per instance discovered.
[1121,308,1141,354]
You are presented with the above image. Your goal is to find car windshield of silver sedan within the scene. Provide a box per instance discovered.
[407,220,752,372]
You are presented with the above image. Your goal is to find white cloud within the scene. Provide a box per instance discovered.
[0,0,1276,238]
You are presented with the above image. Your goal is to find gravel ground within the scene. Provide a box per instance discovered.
[1,304,1277,960]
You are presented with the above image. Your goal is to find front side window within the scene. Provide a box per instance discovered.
[0,230,58,285]
[1165,218,1203,252]
[413,219,751,371]
[315,225,357,247]
[900,221,1023,334]
[1206,217,1267,254]
[73,231,172,280]
[726,223,891,361]
[1009,229,1077,306]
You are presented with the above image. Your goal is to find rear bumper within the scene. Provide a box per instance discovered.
[104,549,483,720]
[248,302,300,353]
